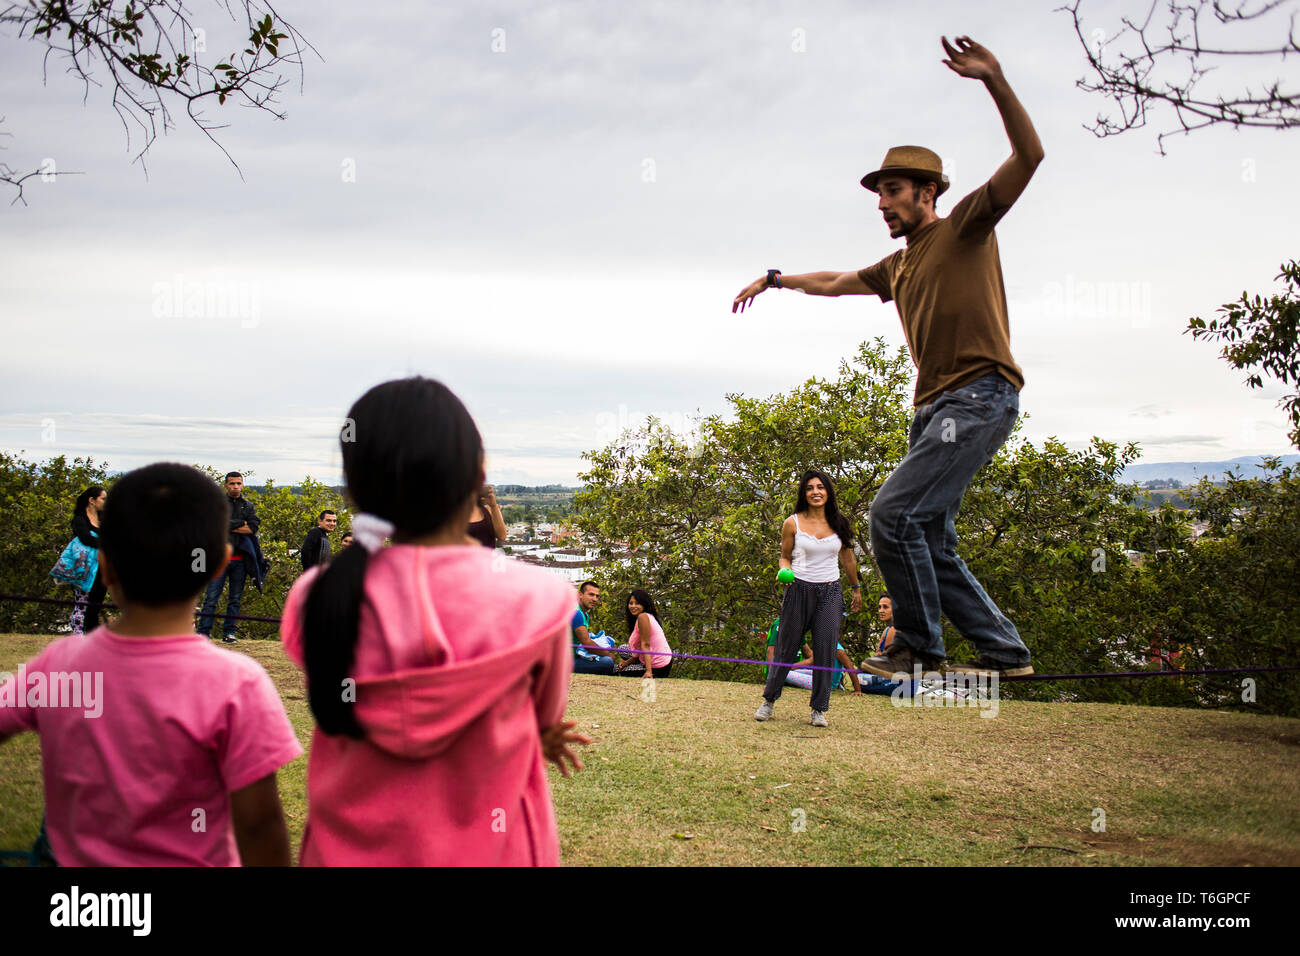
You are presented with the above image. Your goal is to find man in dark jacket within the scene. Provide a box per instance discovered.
[300,510,336,571]
[198,472,262,644]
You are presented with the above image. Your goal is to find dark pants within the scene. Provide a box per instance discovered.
[85,570,107,632]
[868,372,1031,665]
[763,579,843,713]
[198,558,247,638]
[70,568,107,635]
[615,659,673,678]
[573,654,616,675]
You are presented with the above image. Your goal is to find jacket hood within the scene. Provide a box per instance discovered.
[353,624,565,760]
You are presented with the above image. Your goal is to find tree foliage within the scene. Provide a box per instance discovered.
[0,452,349,638]
[1135,460,1300,716]
[574,342,1187,701]
[1187,259,1300,448]
[0,452,113,634]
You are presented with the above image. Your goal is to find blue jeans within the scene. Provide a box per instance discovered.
[572,653,616,675]
[197,558,247,638]
[868,372,1030,665]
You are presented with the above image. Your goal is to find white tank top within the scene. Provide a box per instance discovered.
[791,515,841,583]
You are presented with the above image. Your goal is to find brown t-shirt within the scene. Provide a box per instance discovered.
[857,181,1024,408]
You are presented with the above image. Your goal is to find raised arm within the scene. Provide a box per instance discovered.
[941,36,1044,210]
[483,486,508,543]
[733,270,872,313]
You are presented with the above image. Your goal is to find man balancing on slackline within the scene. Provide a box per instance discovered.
[732,36,1042,680]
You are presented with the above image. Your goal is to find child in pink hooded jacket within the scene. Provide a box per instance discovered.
[282,377,587,866]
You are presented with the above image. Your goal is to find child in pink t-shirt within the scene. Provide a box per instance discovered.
[0,463,302,866]
[284,377,589,866]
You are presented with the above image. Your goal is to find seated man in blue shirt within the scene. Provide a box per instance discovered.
[572,580,621,675]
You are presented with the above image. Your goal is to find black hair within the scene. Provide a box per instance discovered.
[98,464,228,606]
[302,378,483,739]
[909,178,941,214]
[72,486,105,524]
[624,588,661,635]
[224,472,242,482]
[318,509,337,521]
[794,468,854,548]
[579,580,600,593]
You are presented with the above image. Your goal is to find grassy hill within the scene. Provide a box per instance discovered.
[3,633,1298,866]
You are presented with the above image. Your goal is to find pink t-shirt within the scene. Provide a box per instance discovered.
[629,613,673,669]
[0,627,302,866]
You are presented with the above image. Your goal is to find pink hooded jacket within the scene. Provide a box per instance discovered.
[280,544,575,866]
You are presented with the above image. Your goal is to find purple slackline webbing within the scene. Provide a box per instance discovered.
[4,593,1299,682]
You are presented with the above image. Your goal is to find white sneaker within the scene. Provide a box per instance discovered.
[810,710,828,727]
[754,700,775,721]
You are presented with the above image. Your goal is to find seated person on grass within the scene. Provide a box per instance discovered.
[764,618,862,694]
[858,595,916,696]
[0,462,302,866]
[571,580,621,675]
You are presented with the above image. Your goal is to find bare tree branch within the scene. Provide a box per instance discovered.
[0,0,318,203]
[1059,0,1300,153]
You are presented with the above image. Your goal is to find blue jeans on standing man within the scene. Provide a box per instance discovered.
[197,558,247,639]
[868,371,1030,666]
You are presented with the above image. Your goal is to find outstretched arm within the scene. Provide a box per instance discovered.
[941,36,1044,210]
[733,270,871,313]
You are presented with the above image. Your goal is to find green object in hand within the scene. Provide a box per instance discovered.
[777,568,794,584]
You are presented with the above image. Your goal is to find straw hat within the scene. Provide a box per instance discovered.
[860,145,950,196]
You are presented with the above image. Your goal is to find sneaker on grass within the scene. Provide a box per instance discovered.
[810,710,828,727]
[754,700,775,722]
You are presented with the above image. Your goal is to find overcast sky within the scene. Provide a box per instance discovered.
[3,0,1298,485]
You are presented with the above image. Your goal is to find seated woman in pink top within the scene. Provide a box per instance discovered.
[613,588,674,678]
[281,377,589,866]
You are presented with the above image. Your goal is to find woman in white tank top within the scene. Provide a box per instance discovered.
[753,468,863,728]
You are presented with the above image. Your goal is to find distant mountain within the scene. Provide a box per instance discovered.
[1122,455,1299,485]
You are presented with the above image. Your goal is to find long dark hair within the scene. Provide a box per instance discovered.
[72,486,104,525]
[302,378,483,738]
[794,468,853,547]
[625,588,661,636]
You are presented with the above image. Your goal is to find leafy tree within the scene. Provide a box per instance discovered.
[0,452,113,634]
[575,341,1168,698]
[1134,459,1300,716]
[1,0,314,204]
[0,454,351,640]
[1187,259,1300,448]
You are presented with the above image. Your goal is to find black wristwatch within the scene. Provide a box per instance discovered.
[766,269,782,289]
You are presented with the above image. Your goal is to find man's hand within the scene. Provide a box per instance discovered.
[233,523,252,534]
[541,719,592,778]
[941,36,1002,82]
[732,276,770,314]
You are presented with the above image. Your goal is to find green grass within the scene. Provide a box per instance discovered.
[3,633,1299,866]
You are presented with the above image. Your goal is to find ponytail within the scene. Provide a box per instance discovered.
[298,376,483,740]
[302,542,371,738]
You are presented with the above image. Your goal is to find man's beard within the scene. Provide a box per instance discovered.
[890,213,918,238]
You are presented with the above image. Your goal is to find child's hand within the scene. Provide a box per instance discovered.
[541,720,592,778]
